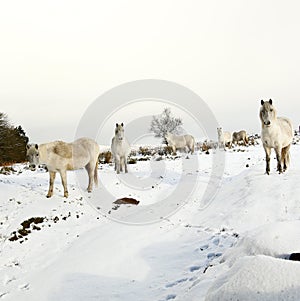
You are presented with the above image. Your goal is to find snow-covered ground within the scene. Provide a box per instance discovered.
[1,140,300,301]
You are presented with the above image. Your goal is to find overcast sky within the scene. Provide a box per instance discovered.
[1,0,300,144]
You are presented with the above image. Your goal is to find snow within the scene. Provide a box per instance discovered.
[205,255,300,301]
[1,140,300,300]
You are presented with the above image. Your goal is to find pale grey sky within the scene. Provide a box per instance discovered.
[1,0,300,144]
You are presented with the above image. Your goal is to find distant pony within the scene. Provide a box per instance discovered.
[260,99,293,174]
[26,138,100,198]
[165,132,195,154]
[217,127,232,149]
[111,123,130,174]
[232,130,249,146]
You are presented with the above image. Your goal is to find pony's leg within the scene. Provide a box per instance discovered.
[264,146,271,175]
[124,157,128,173]
[47,171,56,198]
[94,160,98,187]
[282,145,290,172]
[85,163,94,192]
[120,157,123,172]
[172,146,176,155]
[275,147,283,174]
[115,155,121,174]
[59,170,69,198]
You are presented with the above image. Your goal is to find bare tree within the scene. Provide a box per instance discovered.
[150,108,183,143]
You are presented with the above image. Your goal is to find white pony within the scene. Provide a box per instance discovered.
[111,123,130,174]
[260,99,293,174]
[217,127,232,149]
[26,138,100,198]
[232,130,249,146]
[165,132,195,154]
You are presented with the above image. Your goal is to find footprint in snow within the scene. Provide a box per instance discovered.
[189,265,201,272]
[165,278,188,288]
[3,275,16,285]
[212,237,220,245]
[207,252,222,259]
[199,244,208,251]
[0,292,9,298]
[166,294,176,300]
[18,283,29,290]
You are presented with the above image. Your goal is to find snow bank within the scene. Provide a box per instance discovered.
[205,255,300,301]
[223,221,300,266]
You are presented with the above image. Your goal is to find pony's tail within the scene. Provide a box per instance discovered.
[94,159,99,187]
[282,145,291,169]
[245,135,249,145]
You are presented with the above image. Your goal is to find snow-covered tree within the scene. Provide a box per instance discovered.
[150,108,183,143]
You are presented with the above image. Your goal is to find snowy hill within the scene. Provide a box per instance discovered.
[1,141,300,300]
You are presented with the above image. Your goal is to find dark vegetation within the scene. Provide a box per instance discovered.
[0,113,29,165]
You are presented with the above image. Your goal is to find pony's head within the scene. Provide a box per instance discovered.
[164,132,173,145]
[260,99,276,127]
[115,123,124,141]
[26,144,40,170]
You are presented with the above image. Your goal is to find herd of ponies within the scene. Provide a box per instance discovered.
[26,99,294,198]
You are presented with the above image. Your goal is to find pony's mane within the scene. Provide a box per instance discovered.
[261,101,276,113]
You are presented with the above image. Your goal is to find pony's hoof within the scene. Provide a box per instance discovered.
[64,193,69,198]
[46,195,52,198]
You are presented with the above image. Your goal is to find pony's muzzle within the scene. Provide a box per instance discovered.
[264,121,271,126]
[29,164,36,171]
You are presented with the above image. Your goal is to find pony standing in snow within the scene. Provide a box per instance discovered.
[217,127,232,149]
[260,99,293,174]
[111,123,130,174]
[26,138,100,198]
[165,132,195,154]
[232,130,249,146]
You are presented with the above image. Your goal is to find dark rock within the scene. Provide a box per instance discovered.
[114,197,139,205]
[289,253,300,261]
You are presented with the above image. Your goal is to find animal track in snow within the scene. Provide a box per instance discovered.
[165,278,188,288]
[189,265,201,272]
[18,283,29,290]
[165,294,176,300]
[163,229,239,300]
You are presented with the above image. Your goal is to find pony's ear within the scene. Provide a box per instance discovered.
[26,144,30,150]
[35,144,38,150]
[269,99,272,105]
[116,123,118,127]
[121,122,124,127]
[261,100,264,105]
